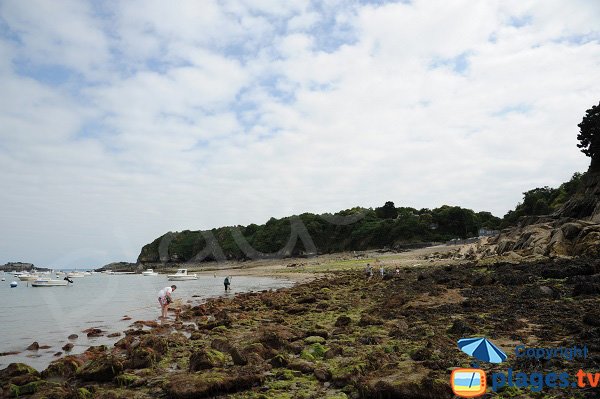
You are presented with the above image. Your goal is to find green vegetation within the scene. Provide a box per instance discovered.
[501,172,584,227]
[138,202,503,263]
[577,100,600,171]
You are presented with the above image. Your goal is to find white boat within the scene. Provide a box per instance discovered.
[18,273,40,281]
[167,269,197,281]
[67,272,85,278]
[32,279,68,287]
[82,271,92,276]
[142,269,159,276]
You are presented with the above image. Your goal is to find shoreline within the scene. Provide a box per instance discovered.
[3,249,597,398]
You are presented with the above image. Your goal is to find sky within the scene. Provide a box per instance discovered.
[0,0,599,269]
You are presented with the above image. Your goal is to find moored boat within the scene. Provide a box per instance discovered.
[67,272,85,278]
[167,269,197,281]
[142,269,159,276]
[31,279,68,287]
[18,273,40,281]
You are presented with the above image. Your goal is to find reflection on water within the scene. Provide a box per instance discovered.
[0,272,293,370]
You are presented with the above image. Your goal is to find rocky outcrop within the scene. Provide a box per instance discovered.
[451,172,600,261]
[554,170,600,222]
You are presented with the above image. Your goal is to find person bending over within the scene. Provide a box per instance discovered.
[158,285,177,319]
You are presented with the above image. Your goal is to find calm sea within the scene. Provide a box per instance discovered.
[0,271,293,371]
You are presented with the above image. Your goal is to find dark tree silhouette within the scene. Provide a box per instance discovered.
[577,101,600,171]
[375,201,398,219]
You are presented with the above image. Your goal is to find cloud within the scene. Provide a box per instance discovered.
[0,0,598,267]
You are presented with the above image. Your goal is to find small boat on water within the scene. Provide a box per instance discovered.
[10,281,18,288]
[67,272,85,278]
[167,269,197,281]
[142,269,159,276]
[18,273,40,281]
[31,279,68,287]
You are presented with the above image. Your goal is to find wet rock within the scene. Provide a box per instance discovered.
[304,336,326,344]
[26,342,39,351]
[0,351,20,357]
[42,356,84,380]
[62,343,74,352]
[165,370,264,398]
[76,354,123,382]
[583,312,600,327]
[388,320,410,338]
[358,314,384,326]
[39,345,51,349]
[107,332,122,338]
[358,335,381,345]
[287,359,315,374]
[296,295,317,304]
[362,376,452,399]
[68,334,78,340]
[573,282,600,296]
[334,315,352,327]
[124,328,151,337]
[410,347,433,361]
[447,319,476,335]
[305,329,328,339]
[323,345,343,360]
[84,328,104,338]
[139,335,168,355]
[0,363,40,384]
[314,367,332,382]
[114,335,136,350]
[257,325,299,349]
[189,349,226,371]
[211,338,247,366]
[127,347,160,369]
[268,354,289,367]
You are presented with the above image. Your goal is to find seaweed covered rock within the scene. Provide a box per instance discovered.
[41,356,84,381]
[165,370,264,399]
[76,354,124,382]
[189,349,226,371]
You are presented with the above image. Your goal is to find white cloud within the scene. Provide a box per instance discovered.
[0,0,598,267]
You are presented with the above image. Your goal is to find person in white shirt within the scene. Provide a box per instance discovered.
[158,285,177,319]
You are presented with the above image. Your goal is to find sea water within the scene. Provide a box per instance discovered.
[0,272,293,371]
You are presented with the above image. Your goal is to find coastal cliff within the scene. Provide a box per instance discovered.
[450,171,600,261]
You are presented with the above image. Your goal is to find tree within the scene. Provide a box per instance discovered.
[375,201,398,219]
[577,101,600,171]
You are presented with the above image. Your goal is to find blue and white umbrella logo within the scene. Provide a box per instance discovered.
[458,337,507,363]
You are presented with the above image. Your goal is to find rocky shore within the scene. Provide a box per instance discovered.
[2,254,599,398]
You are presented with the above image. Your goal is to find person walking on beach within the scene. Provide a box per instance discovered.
[380,266,386,278]
[158,285,177,319]
[224,276,231,291]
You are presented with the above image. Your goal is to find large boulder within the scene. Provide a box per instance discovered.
[76,354,124,382]
[165,370,264,399]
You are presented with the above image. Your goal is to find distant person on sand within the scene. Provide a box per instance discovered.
[224,276,231,291]
[365,263,373,279]
[158,285,177,319]
[395,267,400,275]
[380,266,385,278]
